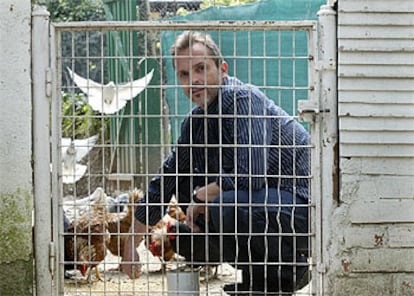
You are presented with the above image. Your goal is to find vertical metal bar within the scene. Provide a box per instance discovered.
[32,5,52,296]
[50,23,64,296]
[316,5,338,295]
[305,22,322,296]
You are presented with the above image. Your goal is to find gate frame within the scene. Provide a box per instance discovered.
[31,19,330,295]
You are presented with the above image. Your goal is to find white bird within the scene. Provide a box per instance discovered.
[63,190,131,222]
[67,67,154,114]
[63,187,114,221]
[60,134,99,184]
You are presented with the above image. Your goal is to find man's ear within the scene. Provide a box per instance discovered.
[221,61,228,77]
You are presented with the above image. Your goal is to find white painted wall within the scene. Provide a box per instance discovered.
[0,0,34,294]
[325,0,414,295]
[0,1,32,191]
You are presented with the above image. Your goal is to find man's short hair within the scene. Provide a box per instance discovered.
[170,31,224,68]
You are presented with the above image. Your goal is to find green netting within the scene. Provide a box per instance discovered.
[162,0,324,142]
[104,0,163,177]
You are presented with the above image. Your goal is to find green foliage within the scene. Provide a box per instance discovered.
[176,7,189,16]
[45,0,109,141]
[61,92,109,139]
[47,0,107,84]
[47,0,105,22]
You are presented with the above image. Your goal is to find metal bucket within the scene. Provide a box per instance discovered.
[167,270,200,296]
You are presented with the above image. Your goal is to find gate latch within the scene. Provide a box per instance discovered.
[45,68,52,98]
[49,241,56,276]
[298,100,330,123]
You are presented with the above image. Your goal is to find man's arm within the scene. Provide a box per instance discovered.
[121,219,146,279]
[185,182,221,232]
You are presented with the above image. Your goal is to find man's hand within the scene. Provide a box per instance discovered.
[186,183,221,232]
[185,202,207,232]
[121,219,146,279]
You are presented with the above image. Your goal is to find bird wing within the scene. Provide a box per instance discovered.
[72,134,99,162]
[61,137,72,157]
[115,69,154,102]
[62,163,87,184]
[67,67,154,114]
[67,67,103,94]
[67,67,105,113]
[88,69,154,114]
[90,90,128,114]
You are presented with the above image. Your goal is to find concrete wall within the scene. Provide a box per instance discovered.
[325,0,414,295]
[0,1,34,295]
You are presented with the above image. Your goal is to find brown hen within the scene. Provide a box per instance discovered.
[148,196,186,261]
[148,197,219,279]
[64,187,110,282]
[106,188,144,259]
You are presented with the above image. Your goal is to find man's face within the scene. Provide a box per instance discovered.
[174,42,228,110]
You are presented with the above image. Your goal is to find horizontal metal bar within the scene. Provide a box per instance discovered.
[52,20,317,32]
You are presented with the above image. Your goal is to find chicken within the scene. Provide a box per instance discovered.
[64,187,110,282]
[148,198,220,279]
[67,66,154,114]
[106,188,144,259]
[148,196,186,262]
[63,187,117,221]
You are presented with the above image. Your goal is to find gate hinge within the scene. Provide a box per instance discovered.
[49,241,56,276]
[298,100,330,122]
[317,262,327,274]
[45,68,52,98]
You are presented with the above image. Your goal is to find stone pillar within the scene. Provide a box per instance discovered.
[0,0,34,295]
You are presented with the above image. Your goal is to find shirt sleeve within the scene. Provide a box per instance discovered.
[134,115,194,226]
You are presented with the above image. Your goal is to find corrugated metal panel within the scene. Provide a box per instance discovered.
[341,144,414,157]
[338,26,414,39]
[341,131,414,144]
[338,90,413,103]
[339,78,414,91]
[350,200,414,224]
[338,0,414,161]
[341,174,414,199]
[338,12,414,26]
[339,51,413,65]
[340,117,414,131]
[338,0,414,13]
[341,158,414,175]
[339,39,414,52]
[339,65,414,78]
[339,103,414,117]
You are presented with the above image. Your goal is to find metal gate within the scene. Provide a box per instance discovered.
[32,8,338,295]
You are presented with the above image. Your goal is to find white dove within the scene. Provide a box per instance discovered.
[63,187,115,221]
[60,134,99,184]
[67,67,154,114]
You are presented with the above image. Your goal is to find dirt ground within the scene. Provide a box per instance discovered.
[64,244,311,296]
[64,242,240,296]
[63,147,311,296]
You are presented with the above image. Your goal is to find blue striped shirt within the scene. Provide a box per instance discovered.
[136,76,310,226]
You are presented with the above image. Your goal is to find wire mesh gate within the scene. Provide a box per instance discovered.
[41,20,322,296]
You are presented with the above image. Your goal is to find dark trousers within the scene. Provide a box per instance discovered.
[207,188,310,294]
